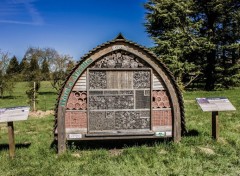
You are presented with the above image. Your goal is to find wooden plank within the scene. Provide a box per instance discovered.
[72,71,87,91]
[58,107,66,154]
[7,121,15,159]
[153,72,164,90]
[67,135,170,141]
[85,132,155,137]
[106,71,133,89]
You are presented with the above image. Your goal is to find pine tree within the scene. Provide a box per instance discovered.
[19,57,29,73]
[19,57,30,81]
[26,56,41,92]
[145,0,240,90]
[6,56,19,76]
[28,56,41,81]
[41,58,50,80]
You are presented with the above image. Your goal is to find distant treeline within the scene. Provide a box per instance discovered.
[0,47,75,97]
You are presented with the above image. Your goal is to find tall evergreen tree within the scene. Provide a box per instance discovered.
[19,57,29,73]
[6,56,19,76]
[145,0,240,90]
[41,58,50,80]
[28,56,41,85]
[19,57,30,81]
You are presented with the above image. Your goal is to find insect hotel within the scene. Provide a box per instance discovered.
[55,34,186,153]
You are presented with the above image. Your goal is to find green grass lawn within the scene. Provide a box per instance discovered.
[0,83,239,175]
[0,81,57,111]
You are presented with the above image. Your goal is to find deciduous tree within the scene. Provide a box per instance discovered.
[0,50,14,97]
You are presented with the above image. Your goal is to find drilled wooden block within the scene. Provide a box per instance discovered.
[67,92,78,110]
[67,91,87,110]
[152,110,172,126]
[152,90,171,109]
[65,111,71,128]
[65,111,87,128]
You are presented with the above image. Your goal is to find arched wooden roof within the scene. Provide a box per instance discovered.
[55,34,186,141]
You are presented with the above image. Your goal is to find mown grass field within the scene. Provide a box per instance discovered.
[0,82,239,176]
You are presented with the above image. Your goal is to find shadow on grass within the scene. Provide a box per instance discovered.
[51,138,172,152]
[0,96,21,99]
[184,129,200,137]
[38,92,57,95]
[0,143,31,151]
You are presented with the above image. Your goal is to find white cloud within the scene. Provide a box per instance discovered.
[0,0,44,25]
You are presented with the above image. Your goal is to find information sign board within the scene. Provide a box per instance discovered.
[196,97,236,112]
[0,106,30,122]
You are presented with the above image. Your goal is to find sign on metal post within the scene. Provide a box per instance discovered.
[196,97,236,140]
[0,106,30,158]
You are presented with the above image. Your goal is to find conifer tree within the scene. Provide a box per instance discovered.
[6,56,19,76]
[19,57,30,81]
[26,56,41,92]
[41,58,50,80]
[145,0,240,90]
[19,57,29,73]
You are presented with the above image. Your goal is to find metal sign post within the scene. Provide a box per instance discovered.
[196,97,236,140]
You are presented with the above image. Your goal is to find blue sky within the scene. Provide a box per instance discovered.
[0,0,154,60]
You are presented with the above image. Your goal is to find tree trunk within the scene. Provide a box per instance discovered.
[205,49,216,91]
[205,11,216,91]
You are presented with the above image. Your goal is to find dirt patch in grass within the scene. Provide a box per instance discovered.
[197,146,215,155]
[109,148,123,156]
[29,110,54,118]
[72,153,81,158]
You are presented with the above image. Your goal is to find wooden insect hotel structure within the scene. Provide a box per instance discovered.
[55,34,186,153]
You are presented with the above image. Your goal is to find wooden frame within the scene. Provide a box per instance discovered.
[55,34,185,153]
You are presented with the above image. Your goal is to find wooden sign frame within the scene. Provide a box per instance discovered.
[0,106,30,158]
[196,97,236,140]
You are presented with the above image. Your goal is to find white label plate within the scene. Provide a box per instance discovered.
[68,134,82,139]
[155,132,165,137]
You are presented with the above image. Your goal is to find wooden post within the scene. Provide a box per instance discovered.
[33,81,36,112]
[58,107,66,154]
[212,111,219,140]
[7,121,15,158]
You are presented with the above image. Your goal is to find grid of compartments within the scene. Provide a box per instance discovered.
[88,70,151,132]
[64,69,173,136]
